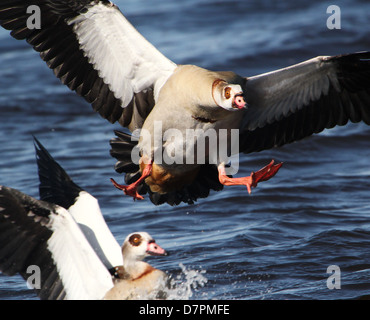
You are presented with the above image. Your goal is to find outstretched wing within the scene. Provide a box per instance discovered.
[34,137,123,269]
[240,52,370,153]
[0,0,176,131]
[0,186,114,300]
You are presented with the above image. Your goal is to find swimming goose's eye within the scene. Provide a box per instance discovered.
[129,234,142,246]
[224,87,231,99]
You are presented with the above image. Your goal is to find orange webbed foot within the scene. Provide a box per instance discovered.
[110,178,145,200]
[111,161,152,201]
[218,160,283,194]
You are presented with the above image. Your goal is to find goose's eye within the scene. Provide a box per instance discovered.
[224,87,231,99]
[129,234,142,246]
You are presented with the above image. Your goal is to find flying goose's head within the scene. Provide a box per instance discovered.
[212,79,247,111]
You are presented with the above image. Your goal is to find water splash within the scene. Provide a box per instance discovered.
[165,263,208,300]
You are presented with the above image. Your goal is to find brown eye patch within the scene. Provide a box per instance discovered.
[224,87,231,99]
[129,233,142,246]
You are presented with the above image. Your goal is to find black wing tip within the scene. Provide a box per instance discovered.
[33,135,61,173]
[33,135,52,160]
[32,136,83,209]
[325,51,370,61]
[323,51,370,70]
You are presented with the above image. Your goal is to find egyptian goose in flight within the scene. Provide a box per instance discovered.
[1,1,370,206]
[0,138,168,300]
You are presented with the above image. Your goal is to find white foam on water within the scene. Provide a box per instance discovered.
[164,263,208,300]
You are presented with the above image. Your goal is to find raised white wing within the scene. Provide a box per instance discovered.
[68,191,123,269]
[47,203,114,300]
[34,137,123,270]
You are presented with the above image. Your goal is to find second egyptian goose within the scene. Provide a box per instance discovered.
[0,138,168,299]
[104,232,168,300]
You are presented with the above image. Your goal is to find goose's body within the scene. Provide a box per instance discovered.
[0,139,168,300]
[1,1,370,205]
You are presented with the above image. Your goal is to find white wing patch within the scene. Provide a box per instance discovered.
[47,206,114,300]
[68,191,123,269]
[68,2,176,107]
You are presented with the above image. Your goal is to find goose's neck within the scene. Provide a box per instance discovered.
[123,258,152,280]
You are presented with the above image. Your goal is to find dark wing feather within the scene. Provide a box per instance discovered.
[0,186,66,300]
[0,0,176,131]
[34,137,82,209]
[240,52,370,153]
[0,185,115,299]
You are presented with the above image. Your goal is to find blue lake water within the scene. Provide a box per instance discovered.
[0,0,370,300]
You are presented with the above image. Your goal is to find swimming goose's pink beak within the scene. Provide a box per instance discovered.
[147,241,168,256]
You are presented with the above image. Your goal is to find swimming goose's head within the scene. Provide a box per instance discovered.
[122,232,168,262]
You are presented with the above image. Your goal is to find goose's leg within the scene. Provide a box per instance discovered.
[111,160,153,200]
[218,160,283,194]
